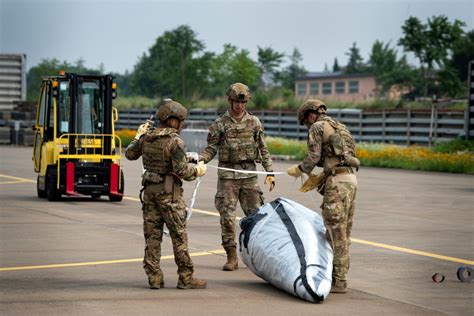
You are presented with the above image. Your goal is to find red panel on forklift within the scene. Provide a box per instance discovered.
[110,163,122,196]
[66,162,75,195]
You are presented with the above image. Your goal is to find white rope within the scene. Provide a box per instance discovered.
[207,164,286,175]
[186,176,202,221]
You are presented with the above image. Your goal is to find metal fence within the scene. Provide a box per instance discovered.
[117,107,469,146]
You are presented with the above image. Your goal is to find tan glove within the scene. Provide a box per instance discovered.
[287,164,303,178]
[264,175,276,192]
[194,161,207,177]
[299,172,326,193]
[134,122,149,140]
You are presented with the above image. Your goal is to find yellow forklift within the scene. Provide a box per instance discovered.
[32,72,124,201]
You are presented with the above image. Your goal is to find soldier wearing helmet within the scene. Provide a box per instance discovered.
[198,82,275,271]
[125,98,207,290]
[287,98,358,294]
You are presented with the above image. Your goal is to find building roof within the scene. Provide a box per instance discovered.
[296,71,373,80]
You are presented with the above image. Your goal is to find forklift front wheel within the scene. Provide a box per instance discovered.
[37,175,46,198]
[46,168,61,201]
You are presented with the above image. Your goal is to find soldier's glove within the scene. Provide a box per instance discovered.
[264,174,276,192]
[287,164,303,178]
[194,161,207,177]
[186,152,200,164]
[134,122,150,140]
[299,172,326,193]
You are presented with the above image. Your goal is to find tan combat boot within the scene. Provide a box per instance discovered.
[222,245,239,271]
[148,275,165,289]
[330,279,347,294]
[177,278,207,289]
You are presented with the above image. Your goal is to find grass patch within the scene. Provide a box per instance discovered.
[116,129,135,147]
[356,143,473,174]
[432,138,474,153]
[116,130,474,174]
[265,137,308,160]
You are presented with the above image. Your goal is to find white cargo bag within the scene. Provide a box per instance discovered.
[239,197,333,303]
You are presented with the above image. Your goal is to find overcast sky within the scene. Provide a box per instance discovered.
[1,0,472,74]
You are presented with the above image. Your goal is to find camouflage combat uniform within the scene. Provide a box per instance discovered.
[299,114,358,288]
[200,110,273,250]
[125,127,199,288]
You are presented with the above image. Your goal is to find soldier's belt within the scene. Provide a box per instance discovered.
[330,167,353,176]
[142,170,164,183]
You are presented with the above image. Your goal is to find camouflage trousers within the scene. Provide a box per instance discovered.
[215,177,264,248]
[141,184,193,285]
[321,174,357,284]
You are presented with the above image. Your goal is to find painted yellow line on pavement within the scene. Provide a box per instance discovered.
[0,174,35,183]
[0,249,225,272]
[351,238,474,265]
[0,180,33,185]
[124,196,232,219]
[3,192,469,271]
[126,194,473,265]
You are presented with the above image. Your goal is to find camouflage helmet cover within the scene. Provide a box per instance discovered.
[226,82,252,101]
[297,99,327,125]
[156,98,188,122]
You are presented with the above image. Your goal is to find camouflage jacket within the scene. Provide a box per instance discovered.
[200,110,273,179]
[299,114,342,173]
[125,127,197,182]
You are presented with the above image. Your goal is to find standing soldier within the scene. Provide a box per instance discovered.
[125,99,208,290]
[287,99,359,294]
[199,83,275,271]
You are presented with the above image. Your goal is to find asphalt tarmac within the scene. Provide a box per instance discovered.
[1,146,473,315]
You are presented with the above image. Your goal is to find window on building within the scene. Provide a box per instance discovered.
[310,82,319,95]
[322,82,332,95]
[297,83,307,96]
[336,81,345,94]
[349,81,359,94]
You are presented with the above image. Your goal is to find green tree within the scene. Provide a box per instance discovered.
[345,42,366,73]
[368,40,415,96]
[208,44,261,97]
[130,25,213,100]
[276,48,307,90]
[332,58,340,72]
[257,46,285,88]
[111,70,132,97]
[27,58,102,101]
[398,15,466,98]
[450,30,474,83]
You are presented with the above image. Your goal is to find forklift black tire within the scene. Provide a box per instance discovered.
[37,175,46,198]
[109,194,123,202]
[46,169,61,201]
[109,170,124,202]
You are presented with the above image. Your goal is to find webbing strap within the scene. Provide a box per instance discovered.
[272,199,323,302]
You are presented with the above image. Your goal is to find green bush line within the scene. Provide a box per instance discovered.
[117,131,474,174]
[114,96,467,111]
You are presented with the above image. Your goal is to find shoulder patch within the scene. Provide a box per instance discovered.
[171,137,186,161]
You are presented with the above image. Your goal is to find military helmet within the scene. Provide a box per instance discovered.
[156,98,188,122]
[297,99,327,125]
[226,82,252,101]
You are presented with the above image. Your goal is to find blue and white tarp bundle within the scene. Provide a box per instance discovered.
[238,197,333,303]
